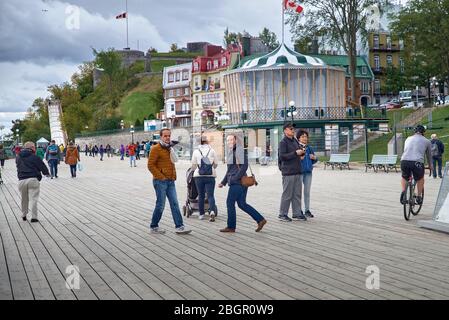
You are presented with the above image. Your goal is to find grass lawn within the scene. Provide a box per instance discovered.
[120,92,160,124]
[151,60,177,72]
[421,105,449,164]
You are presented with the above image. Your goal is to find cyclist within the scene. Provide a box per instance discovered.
[400,125,433,205]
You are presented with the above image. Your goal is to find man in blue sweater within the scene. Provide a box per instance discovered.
[297,129,318,218]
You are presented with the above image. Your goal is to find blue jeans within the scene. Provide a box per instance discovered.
[70,165,77,177]
[300,173,313,211]
[433,157,443,177]
[130,155,136,166]
[48,159,58,177]
[150,179,184,229]
[226,184,264,229]
[194,177,216,216]
[120,152,124,160]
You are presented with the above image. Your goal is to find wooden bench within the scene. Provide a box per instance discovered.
[324,154,351,170]
[365,154,398,173]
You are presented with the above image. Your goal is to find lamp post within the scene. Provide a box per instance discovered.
[130,125,135,144]
[288,100,297,124]
[120,120,124,130]
[15,129,20,145]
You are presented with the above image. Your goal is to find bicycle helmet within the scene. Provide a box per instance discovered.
[414,125,426,134]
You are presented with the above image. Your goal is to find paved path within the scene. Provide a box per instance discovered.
[0,155,448,300]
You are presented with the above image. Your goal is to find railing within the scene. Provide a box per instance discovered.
[176,110,192,116]
[371,45,401,52]
[75,127,145,138]
[226,107,387,125]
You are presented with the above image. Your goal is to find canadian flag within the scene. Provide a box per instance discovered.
[116,12,127,19]
[284,0,304,14]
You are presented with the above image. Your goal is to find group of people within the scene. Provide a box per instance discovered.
[146,125,318,235]
[119,141,155,167]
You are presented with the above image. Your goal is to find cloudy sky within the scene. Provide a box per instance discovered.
[0,0,292,135]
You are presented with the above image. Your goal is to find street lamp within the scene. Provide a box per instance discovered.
[130,125,135,144]
[15,129,20,145]
[288,100,297,124]
[120,120,124,130]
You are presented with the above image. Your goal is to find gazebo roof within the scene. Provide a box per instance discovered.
[237,43,326,70]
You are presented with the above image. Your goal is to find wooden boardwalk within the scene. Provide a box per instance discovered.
[1,155,449,300]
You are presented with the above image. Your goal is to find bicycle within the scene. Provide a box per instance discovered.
[403,167,431,221]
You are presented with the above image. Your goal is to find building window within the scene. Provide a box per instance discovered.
[221,56,227,66]
[176,89,181,96]
[182,70,189,80]
[176,72,180,81]
[387,55,393,66]
[170,104,175,112]
[168,90,174,97]
[193,62,199,72]
[214,59,219,69]
[195,95,199,107]
[375,80,381,94]
[194,77,200,90]
[168,73,174,82]
[202,93,221,107]
[373,35,379,49]
[347,79,352,90]
[206,61,212,70]
[361,81,369,93]
[374,55,380,71]
[361,66,367,75]
[386,35,392,49]
[184,87,189,96]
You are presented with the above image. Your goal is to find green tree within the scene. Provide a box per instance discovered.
[259,27,280,50]
[287,0,388,103]
[223,28,242,46]
[170,43,183,53]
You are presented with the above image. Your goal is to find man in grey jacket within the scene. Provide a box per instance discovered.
[278,123,306,222]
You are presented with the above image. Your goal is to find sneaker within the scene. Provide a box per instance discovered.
[175,226,192,234]
[22,216,27,221]
[220,227,235,233]
[209,212,216,222]
[400,191,407,205]
[30,219,39,223]
[304,210,314,218]
[292,213,307,221]
[199,214,205,220]
[278,215,292,222]
[150,227,166,234]
[416,196,423,205]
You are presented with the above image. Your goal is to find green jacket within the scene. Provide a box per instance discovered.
[36,148,45,160]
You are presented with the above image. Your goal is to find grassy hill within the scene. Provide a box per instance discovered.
[422,105,449,163]
[119,75,163,125]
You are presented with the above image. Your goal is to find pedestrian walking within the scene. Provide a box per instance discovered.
[191,136,218,222]
[65,141,80,178]
[136,143,141,160]
[431,134,445,178]
[128,143,136,167]
[120,144,125,160]
[106,144,111,158]
[297,129,317,218]
[0,144,6,169]
[36,147,45,160]
[16,141,50,222]
[45,140,60,179]
[148,128,191,234]
[218,134,266,233]
[278,123,306,222]
[99,145,105,161]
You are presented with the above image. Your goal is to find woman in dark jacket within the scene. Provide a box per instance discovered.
[218,134,266,233]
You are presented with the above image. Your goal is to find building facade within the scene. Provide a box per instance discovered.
[162,63,193,128]
[191,44,241,132]
[310,54,375,107]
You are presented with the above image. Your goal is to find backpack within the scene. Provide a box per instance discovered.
[198,148,213,175]
[48,145,58,155]
[431,142,441,157]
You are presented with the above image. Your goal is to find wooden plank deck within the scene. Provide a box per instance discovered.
[1,156,449,300]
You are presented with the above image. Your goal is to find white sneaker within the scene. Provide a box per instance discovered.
[175,226,192,234]
[199,214,205,220]
[150,227,166,234]
[209,211,216,222]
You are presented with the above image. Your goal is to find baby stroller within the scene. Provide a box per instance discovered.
[182,167,218,218]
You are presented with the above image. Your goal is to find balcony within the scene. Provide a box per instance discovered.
[370,44,401,52]
[176,110,191,116]
[372,67,386,75]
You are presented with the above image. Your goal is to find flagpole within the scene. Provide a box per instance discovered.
[126,0,129,49]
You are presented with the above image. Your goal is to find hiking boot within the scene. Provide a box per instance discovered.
[255,219,267,232]
[150,227,166,234]
[304,210,314,218]
[278,215,292,222]
[175,226,192,234]
[292,213,307,221]
[400,191,407,205]
[220,227,235,233]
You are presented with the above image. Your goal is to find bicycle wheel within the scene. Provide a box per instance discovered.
[411,184,424,216]
[403,181,412,221]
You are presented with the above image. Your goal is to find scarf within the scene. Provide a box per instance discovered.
[160,141,178,163]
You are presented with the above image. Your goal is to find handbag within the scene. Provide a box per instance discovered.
[77,162,83,171]
[237,162,258,187]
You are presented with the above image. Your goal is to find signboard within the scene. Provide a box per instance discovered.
[144,120,164,132]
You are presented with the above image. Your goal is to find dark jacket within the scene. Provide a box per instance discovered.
[431,139,445,158]
[300,144,318,174]
[16,149,49,181]
[221,147,248,186]
[279,136,302,176]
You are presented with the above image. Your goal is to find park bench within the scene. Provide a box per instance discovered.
[365,154,398,173]
[324,154,351,170]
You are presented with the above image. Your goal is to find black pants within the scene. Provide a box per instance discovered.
[0,159,5,167]
[70,165,77,177]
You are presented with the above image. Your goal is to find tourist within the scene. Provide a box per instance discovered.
[430,134,445,179]
[145,140,152,158]
[218,134,266,233]
[16,141,50,222]
[120,144,125,160]
[36,146,45,160]
[65,141,80,178]
[191,136,218,222]
[278,123,306,222]
[136,143,141,160]
[148,128,191,234]
[297,129,318,218]
[99,144,105,161]
[128,142,136,167]
[45,140,60,179]
[106,144,111,157]
[0,144,6,169]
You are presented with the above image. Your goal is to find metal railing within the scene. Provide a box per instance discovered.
[75,126,145,138]
[227,107,387,125]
